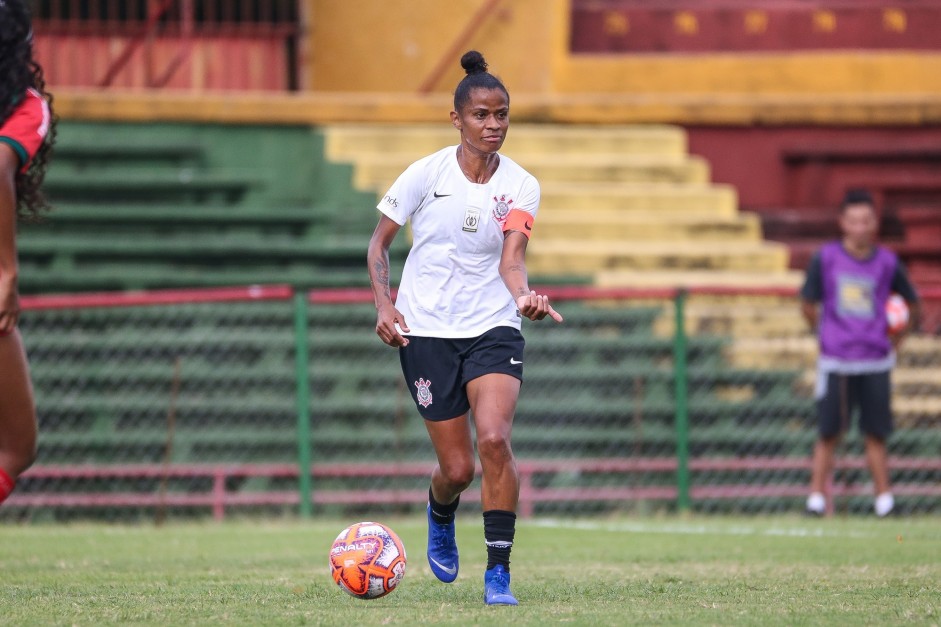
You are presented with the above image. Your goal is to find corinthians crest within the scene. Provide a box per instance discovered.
[492,194,514,223]
[414,378,433,408]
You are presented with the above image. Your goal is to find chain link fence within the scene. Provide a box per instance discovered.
[3,285,939,522]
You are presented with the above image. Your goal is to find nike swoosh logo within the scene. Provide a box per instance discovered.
[429,557,458,575]
[524,221,532,231]
[434,192,451,198]
[510,358,523,365]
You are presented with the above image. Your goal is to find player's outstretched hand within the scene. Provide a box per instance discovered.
[376,303,410,347]
[516,291,564,323]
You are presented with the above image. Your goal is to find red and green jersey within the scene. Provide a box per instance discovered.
[0,88,51,172]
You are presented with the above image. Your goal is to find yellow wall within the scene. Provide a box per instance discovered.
[307,0,567,96]
[306,0,941,97]
[559,52,941,95]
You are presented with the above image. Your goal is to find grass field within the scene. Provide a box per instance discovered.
[2,515,939,626]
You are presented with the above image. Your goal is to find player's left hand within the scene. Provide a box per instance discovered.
[517,291,563,323]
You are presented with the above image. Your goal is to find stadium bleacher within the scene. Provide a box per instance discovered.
[19,122,401,293]
[324,123,801,290]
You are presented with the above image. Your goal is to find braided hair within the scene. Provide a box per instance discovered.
[453,50,509,113]
[0,0,56,221]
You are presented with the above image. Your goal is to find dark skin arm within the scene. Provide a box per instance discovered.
[0,146,20,335]
[367,215,411,347]
[500,230,563,323]
[800,299,818,334]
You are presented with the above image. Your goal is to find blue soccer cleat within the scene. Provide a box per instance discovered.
[483,564,518,606]
[426,504,459,583]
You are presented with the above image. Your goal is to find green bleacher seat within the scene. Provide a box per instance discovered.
[21,121,397,294]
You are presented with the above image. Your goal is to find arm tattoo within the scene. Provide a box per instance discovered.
[372,259,391,299]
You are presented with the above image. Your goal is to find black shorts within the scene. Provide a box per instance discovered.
[816,370,893,439]
[398,326,525,421]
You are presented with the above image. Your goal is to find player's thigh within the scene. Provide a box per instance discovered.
[856,370,893,439]
[467,373,521,441]
[424,413,475,466]
[0,330,37,452]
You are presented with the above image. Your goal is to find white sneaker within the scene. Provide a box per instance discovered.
[806,492,826,516]
[874,492,895,517]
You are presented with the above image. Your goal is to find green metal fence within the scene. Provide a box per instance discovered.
[4,284,939,522]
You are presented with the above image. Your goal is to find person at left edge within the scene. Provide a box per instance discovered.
[0,0,57,508]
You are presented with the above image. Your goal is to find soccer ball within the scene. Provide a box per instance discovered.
[886,294,910,335]
[330,521,407,599]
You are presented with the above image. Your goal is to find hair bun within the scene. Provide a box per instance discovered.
[460,50,488,75]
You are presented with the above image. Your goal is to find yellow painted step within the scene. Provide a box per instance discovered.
[350,154,709,192]
[727,337,817,369]
[536,211,760,241]
[652,304,810,338]
[727,334,941,370]
[526,240,790,274]
[324,124,688,160]
[539,183,737,215]
[593,269,804,290]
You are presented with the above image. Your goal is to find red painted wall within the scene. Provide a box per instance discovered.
[686,126,941,213]
[571,0,941,53]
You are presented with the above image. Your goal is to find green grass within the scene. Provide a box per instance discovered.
[2,516,939,626]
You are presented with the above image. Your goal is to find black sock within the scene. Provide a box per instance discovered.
[428,487,460,524]
[484,509,516,571]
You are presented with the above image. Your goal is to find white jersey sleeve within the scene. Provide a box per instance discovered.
[376,158,430,225]
[515,174,540,219]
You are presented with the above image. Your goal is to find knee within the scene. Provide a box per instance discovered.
[439,459,475,492]
[477,431,513,465]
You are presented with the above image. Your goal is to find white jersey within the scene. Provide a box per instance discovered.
[378,145,540,338]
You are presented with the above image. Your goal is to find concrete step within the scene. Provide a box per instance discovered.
[726,334,941,370]
[539,183,737,215]
[536,211,760,241]
[652,303,810,338]
[527,240,790,274]
[351,154,709,191]
[593,269,804,290]
[324,124,688,160]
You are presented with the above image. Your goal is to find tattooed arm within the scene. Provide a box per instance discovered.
[367,215,410,347]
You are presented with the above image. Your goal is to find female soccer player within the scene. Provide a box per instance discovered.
[0,0,56,507]
[367,50,562,605]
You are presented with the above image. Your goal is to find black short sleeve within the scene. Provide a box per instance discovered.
[891,261,920,303]
[800,251,823,302]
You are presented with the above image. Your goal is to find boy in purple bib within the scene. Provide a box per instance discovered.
[800,189,920,517]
